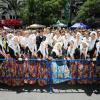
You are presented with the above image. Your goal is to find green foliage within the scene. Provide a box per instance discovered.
[73,0,100,27]
[0,0,25,17]
[20,0,65,25]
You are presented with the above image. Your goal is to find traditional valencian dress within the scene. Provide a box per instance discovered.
[0,36,24,86]
[51,42,71,84]
[62,33,70,56]
[77,38,95,84]
[37,41,50,86]
[77,39,90,84]
[88,31,98,59]
[23,34,37,85]
[74,32,82,59]
[28,34,37,54]
[0,35,5,60]
[95,41,100,82]
[0,35,8,84]
[66,39,77,84]
[19,36,28,55]
[96,41,100,66]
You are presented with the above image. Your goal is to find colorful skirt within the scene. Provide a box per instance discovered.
[0,59,49,86]
[69,60,96,84]
[0,59,99,86]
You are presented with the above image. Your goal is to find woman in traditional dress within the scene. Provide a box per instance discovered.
[24,34,37,85]
[74,32,82,59]
[51,42,71,84]
[66,39,77,85]
[37,41,50,86]
[67,38,76,59]
[53,30,63,45]
[45,32,54,55]
[77,38,90,84]
[87,31,98,84]
[88,31,98,59]
[6,36,25,86]
[62,33,70,56]
[0,35,9,84]
[0,34,7,52]
[19,35,28,55]
[6,33,14,53]
[95,40,100,83]
[7,36,20,58]
[27,34,37,56]
[0,35,6,60]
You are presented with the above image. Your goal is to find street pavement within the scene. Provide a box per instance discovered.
[0,84,100,100]
[0,91,100,100]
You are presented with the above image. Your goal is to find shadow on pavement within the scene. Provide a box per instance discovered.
[0,82,100,96]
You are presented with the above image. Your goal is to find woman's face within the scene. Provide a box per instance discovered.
[76,35,80,39]
[56,31,60,36]
[91,34,96,39]
[14,37,19,43]
[82,42,87,48]
[57,44,61,50]
[70,41,74,47]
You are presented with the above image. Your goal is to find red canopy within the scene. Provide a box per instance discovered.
[0,19,22,27]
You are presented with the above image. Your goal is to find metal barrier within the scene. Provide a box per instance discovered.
[0,58,100,92]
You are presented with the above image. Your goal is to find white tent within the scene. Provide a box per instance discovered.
[52,20,67,28]
[27,24,46,29]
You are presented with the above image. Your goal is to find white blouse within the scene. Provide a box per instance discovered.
[88,37,96,50]
[53,35,63,44]
[28,34,37,53]
[38,42,48,59]
[67,47,75,58]
[8,37,20,55]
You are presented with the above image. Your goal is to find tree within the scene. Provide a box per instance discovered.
[64,0,86,26]
[20,0,65,25]
[73,0,100,27]
[0,0,25,18]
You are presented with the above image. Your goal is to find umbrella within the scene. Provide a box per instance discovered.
[52,20,67,28]
[27,24,46,29]
[71,23,89,29]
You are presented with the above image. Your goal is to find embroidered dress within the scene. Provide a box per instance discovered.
[37,60,49,86]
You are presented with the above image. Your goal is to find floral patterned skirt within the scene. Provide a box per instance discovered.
[0,60,49,86]
[0,59,99,86]
[69,60,98,84]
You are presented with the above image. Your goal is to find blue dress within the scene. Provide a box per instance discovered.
[51,60,71,84]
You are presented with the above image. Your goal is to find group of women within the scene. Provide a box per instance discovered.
[0,28,100,86]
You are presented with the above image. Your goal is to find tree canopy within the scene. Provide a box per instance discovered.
[0,0,99,27]
[20,0,65,25]
[73,0,100,28]
[0,0,24,17]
